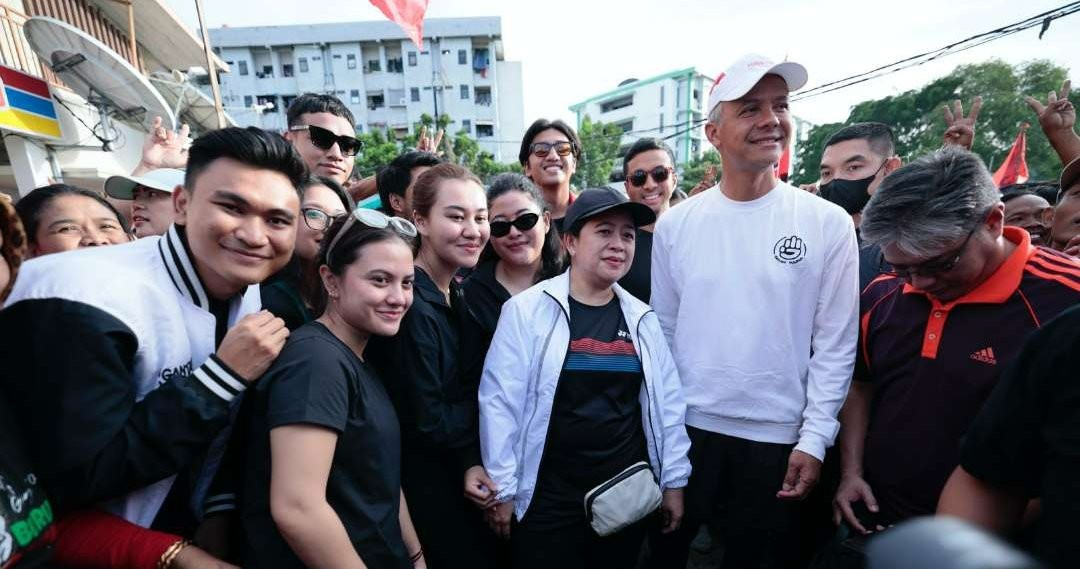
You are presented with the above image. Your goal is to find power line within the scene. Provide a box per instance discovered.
[792,2,1080,101]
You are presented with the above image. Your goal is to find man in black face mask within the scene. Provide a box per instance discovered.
[817,123,903,289]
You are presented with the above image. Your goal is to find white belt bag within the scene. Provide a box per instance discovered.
[583,461,662,536]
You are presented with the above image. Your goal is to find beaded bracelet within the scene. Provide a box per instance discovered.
[157,540,191,569]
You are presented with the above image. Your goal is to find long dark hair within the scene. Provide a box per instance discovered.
[480,173,565,281]
[1,197,26,301]
[311,214,415,315]
[296,175,355,310]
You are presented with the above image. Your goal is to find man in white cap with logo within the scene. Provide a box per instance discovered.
[649,54,859,568]
[105,168,185,238]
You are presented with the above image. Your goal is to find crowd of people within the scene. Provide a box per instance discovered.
[0,51,1078,569]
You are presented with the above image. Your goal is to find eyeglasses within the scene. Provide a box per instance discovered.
[489,212,540,238]
[529,141,574,158]
[289,124,364,156]
[325,208,417,266]
[886,221,981,279]
[302,208,343,232]
[628,166,674,187]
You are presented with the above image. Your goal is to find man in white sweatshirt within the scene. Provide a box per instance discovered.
[649,54,859,568]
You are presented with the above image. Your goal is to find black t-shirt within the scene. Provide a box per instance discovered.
[960,305,1080,569]
[618,229,653,303]
[0,395,54,569]
[241,322,408,569]
[529,296,647,528]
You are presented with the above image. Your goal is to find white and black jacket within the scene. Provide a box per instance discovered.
[478,271,692,521]
[0,225,258,528]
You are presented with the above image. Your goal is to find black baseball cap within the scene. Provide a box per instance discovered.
[563,187,656,234]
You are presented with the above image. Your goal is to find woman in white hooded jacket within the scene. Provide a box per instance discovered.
[478,187,691,569]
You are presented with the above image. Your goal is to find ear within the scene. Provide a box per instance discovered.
[542,210,552,233]
[388,193,406,217]
[319,264,339,298]
[985,203,1006,237]
[1039,206,1055,226]
[561,232,576,257]
[884,156,903,175]
[412,211,429,237]
[172,186,191,224]
[704,121,724,153]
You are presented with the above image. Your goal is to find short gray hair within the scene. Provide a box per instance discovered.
[860,146,999,258]
[707,103,723,126]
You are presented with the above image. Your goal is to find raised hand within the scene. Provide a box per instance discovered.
[689,165,718,196]
[416,125,445,156]
[137,116,192,175]
[942,96,982,150]
[1026,80,1075,137]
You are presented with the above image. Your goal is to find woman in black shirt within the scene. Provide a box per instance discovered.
[366,163,498,568]
[242,210,425,568]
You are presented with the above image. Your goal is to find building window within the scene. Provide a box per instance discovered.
[238,61,248,75]
[659,114,664,133]
[458,49,467,65]
[365,59,381,73]
[261,65,273,77]
[299,57,308,73]
[347,54,357,69]
[660,86,665,106]
[475,86,492,106]
[476,124,493,138]
[282,95,296,111]
[410,87,420,102]
[462,119,471,134]
[281,64,294,77]
[693,88,700,101]
[600,95,633,113]
[387,57,403,73]
[460,85,469,100]
[614,119,634,133]
[256,95,277,112]
[367,92,385,110]
[408,52,417,66]
[351,89,361,104]
[244,95,253,107]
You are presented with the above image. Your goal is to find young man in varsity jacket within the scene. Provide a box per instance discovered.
[0,127,306,535]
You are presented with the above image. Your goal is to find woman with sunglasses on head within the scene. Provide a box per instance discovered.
[518,119,582,233]
[262,175,354,330]
[366,163,499,569]
[479,187,691,569]
[241,209,427,569]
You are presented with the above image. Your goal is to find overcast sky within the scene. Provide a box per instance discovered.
[167,0,1080,127]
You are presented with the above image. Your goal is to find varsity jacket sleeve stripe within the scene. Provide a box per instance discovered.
[478,298,532,503]
[193,355,245,402]
[798,219,860,461]
[0,298,238,511]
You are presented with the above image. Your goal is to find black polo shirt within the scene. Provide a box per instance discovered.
[856,227,1080,521]
[960,304,1080,569]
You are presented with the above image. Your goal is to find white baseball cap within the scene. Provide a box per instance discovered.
[707,54,808,115]
[104,168,185,200]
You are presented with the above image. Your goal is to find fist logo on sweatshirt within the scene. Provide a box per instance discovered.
[773,236,806,264]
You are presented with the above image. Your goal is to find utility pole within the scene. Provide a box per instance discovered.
[194,0,227,129]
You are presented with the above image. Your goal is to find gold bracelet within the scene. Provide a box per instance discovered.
[158,540,191,569]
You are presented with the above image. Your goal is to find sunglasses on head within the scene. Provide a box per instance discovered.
[289,124,364,156]
[325,208,417,265]
[489,212,540,237]
[628,166,674,187]
[529,141,574,158]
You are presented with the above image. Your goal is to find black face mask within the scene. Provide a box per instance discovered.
[819,162,886,215]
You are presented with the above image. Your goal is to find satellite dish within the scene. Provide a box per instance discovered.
[150,71,237,134]
[23,16,175,145]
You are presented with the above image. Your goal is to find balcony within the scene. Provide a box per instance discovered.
[0,5,62,87]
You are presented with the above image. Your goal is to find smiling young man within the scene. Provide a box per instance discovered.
[618,138,678,303]
[519,119,582,232]
[282,94,361,188]
[836,147,1080,544]
[649,54,860,569]
[0,128,307,537]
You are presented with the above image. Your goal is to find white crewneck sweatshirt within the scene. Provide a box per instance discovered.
[650,182,859,460]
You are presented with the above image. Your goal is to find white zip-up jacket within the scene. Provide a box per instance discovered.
[478,271,692,521]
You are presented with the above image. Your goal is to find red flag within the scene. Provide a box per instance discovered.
[369,0,429,49]
[992,124,1030,188]
[775,142,792,182]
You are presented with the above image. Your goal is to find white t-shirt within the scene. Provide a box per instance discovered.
[650,181,859,460]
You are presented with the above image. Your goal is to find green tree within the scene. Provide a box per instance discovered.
[792,59,1079,185]
[353,129,401,179]
[678,149,722,192]
[573,115,624,188]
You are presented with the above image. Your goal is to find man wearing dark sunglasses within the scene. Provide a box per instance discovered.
[518,119,582,232]
[618,138,678,303]
[837,147,1080,553]
[283,94,360,188]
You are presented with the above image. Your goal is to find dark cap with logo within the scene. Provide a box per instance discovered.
[563,187,657,234]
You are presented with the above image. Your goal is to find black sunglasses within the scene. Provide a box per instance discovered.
[885,221,981,279]
[529,141,574,158]
[489,212,540,237]
[628,166,674,187]
[289,124,364,156]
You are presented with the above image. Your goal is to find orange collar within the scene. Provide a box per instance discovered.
[903,227,1035,309]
